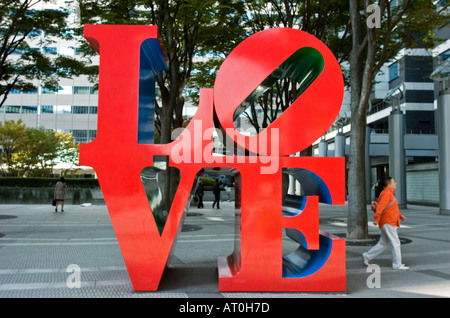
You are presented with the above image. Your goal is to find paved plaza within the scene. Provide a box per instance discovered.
[0,200,449,300]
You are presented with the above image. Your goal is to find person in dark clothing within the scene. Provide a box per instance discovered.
[195,181,204,208]
[212,178,222,209]
[54,177,66,212]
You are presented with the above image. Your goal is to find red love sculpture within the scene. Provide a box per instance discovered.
[80,25,346,292]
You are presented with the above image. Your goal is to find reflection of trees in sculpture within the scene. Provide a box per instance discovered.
[141,166,171,235]
[233,47,324,133]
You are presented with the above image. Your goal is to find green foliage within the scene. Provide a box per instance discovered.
[0,0,97,107]
[0,119,26,169]
[0,120,79,177]
[199,176,215,187]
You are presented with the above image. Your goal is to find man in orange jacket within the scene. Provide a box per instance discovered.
[362,177,409,270]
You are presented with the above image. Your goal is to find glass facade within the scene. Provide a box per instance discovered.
[389,62,399,81]
[73,86,97,95]
[71,129,97,144]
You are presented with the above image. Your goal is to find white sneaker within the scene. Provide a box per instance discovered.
[362,253,370,266]
[393,264,410,270]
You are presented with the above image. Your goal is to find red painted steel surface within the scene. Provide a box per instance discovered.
[214,28,344,156]
[80,25,346,292]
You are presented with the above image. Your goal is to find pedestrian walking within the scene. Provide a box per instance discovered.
[54,177,66,212]
[362,177,409,270]
[195,181,204,208]
[212,178,222,209]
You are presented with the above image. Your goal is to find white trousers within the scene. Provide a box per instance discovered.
[366,223,402,268]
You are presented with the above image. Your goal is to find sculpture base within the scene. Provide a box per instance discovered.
[218,231,346,292]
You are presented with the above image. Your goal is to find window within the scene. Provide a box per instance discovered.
[42,86,59,94]
[44,47,57,55]
[28,29,41,36]
[21,105,37,113]
[389,62,399,81]
[72,130,88,138]
[26,48,40,54]
[71,130,88,144]
[72,106,89,114]
[23,87,38,94]
[73,86,96,95]
[56,105,72,114]
[41,105,54,113]
[2,105,38,113]
[70,130,97,144]
[5,106,21,113]
[72,106,97,114]
[10,48,23,55]
[57,86,72,94]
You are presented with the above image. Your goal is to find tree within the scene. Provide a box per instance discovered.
[12,127,61,176]
[0,0,96,108]
[53,130,80,176]
[0,119,27,172]
[347,0,448,239]
[0,120,79,177]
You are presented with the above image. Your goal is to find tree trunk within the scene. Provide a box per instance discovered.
[347,114,368,239]
[346,0,370,239]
